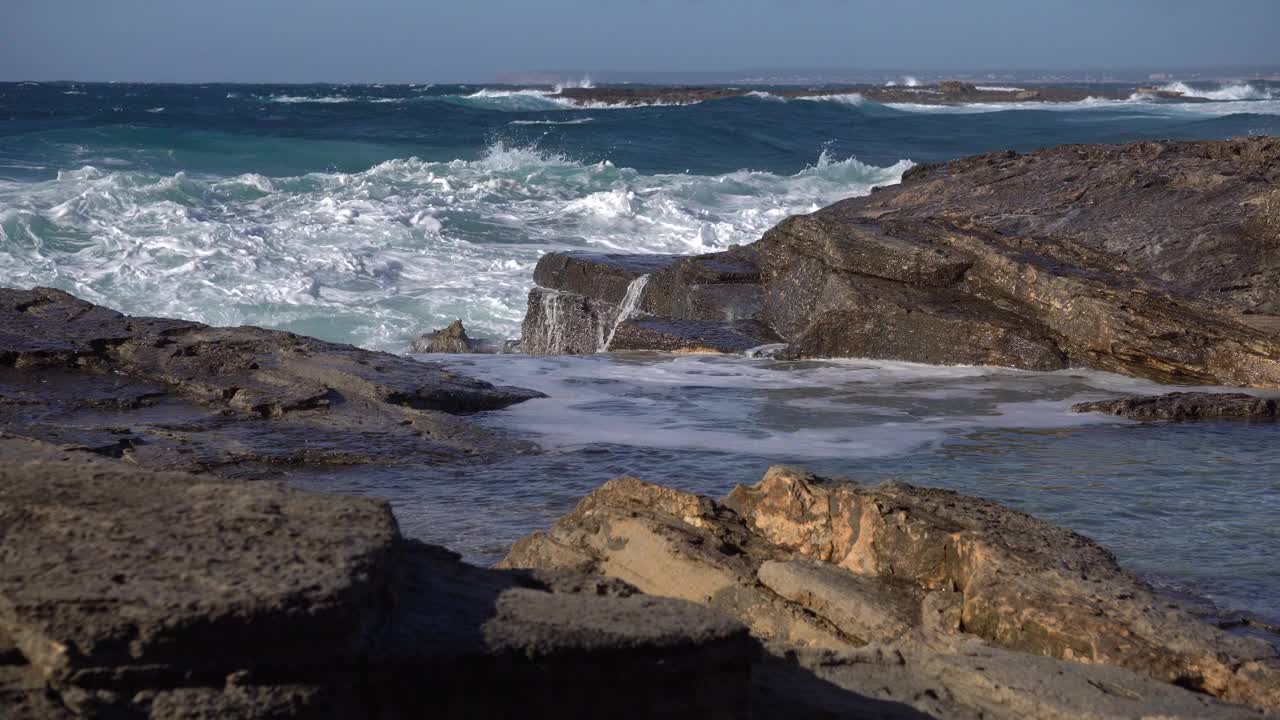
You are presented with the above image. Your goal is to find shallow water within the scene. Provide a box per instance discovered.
[289,353,1280,623]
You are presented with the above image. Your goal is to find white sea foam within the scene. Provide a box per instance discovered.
[266,95,356,104]
[0,144,910,351]
[428,354,1222,460]
[887,94,1280,116]
[975,86,1025,92]
[508,117,595,125]
[1159,81,1273,101]
[796,93,866,106]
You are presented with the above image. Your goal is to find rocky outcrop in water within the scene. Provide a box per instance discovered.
[501,466,1280,717]
[410,320,505,354]
[522,138,1280,387]
[0,287,542,477]
[553,83,1171,108]
[0,436,759,719]
[1073,391,1280,420]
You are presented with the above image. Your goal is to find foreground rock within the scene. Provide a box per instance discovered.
[502,466,1280,716]
[0,287,542,477]
[0,436,758,719]
[1073,391,1280,420]
[522,138,1280,387]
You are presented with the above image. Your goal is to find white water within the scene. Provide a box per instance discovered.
[0,144,910,351]
[1159,81,1274,101]
[435,353,1258,459]
[600,274,650,352]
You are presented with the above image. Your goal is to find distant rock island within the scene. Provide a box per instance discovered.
[552,81,1199,107]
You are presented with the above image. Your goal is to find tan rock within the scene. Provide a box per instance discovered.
[505,466,1280,714]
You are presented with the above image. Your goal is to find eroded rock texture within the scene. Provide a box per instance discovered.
[1073,391,1279,420]
[0,287,542,477]
[0,436,758,719]
[522,138,1280,387]
[502,466,1280,718]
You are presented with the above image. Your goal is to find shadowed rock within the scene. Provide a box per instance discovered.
[1073,391,1279,420]
[0,436,759,719]
[0,287,543,477]
[520,138,1280,387]
[502,466,1280,716]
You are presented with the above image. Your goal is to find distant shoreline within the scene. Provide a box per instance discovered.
[554,81,1205,107]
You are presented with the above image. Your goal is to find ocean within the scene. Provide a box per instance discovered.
[3,79,1278,622]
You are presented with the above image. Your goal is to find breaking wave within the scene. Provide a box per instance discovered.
[0,143,910,351]
[1158,81,1273,101]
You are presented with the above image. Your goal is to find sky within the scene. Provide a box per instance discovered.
[2,0,1278,83]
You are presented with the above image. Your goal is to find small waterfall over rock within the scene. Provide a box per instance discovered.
[600,274,650,352]
[539,288,565,354]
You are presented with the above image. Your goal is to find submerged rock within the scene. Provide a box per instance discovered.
[0,287,543,478]
[502,466,1280,716]
[1073,391,1279,420]
[520,138,1280,387]
[0,436,758,719]
[410,319,503,354]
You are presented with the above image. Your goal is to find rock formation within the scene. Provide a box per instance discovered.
[502,466,1280,717]
[522,138,1280,387]
[0,436,758,719]
[1073,391,1279,420]
[0,287,542,478]
[552,83,1177,108]
[410,319,504,354]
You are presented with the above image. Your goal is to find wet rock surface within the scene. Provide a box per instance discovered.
[410,320,504,354]
[502,466,1280,717]
[0,436,759,719]
[1073,391,1280,420]
[522,138,1280,387]
[0,287,543,477]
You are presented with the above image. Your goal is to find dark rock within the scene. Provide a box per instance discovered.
[521,249,779,356]
[0,436,759,719]
[938,80,978,94]
[1072,391,1279,420]
[0,287,543,478]
[502,466,1280,715]
[410,320,502,354]
[609,319,778,354]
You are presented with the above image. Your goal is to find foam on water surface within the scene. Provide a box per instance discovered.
[0,142,910,351]
[327,351,1279,623]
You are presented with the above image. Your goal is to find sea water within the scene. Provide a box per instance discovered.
[3,80,1278,622]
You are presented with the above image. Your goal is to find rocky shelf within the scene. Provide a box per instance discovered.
[521,137,1280,388]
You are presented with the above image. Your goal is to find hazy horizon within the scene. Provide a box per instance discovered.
[3,0,1278,84]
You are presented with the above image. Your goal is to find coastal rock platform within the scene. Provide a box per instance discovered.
[521,138,1280,387]
[0,287,542,479]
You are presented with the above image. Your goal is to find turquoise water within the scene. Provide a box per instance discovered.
[4,80,1279,624]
